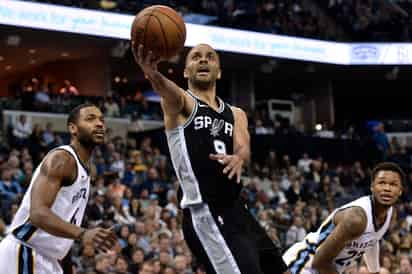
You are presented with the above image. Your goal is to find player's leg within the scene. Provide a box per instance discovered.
[232,200,288,274]
[182,204,245,274]
[182,216,216,274]
[0,235,63,274]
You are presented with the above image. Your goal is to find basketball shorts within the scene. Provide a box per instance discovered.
[0,235,63,274]
[182,199,287,274]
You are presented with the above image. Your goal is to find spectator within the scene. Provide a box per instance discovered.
[42,122,55,147]
[0,169,23,204]
[173,255,191,274]
[297,152,312,173]
[95,254,111,274]
[139,261,154,274]
[285,216,307,247]
[59,80,79,96]
[399,256,412,274]
[12,114,32,147]
[105,97,120,117]
[114,256,131,274]
[76,243,96,273]
[372,122,390,161]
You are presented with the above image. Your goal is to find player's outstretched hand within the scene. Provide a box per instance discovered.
[81,227,117,253]
[135,44,161,79]
[209,154,243,183]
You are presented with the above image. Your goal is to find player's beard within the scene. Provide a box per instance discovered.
[190,73,216,90]
[76,127,98,148]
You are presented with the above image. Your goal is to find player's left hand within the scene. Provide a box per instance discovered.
[209,154,243,183]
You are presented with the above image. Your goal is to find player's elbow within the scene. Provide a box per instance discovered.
[29,207,49,227]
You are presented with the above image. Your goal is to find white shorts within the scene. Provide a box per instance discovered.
[283,241,318,274]
[0,235,62,274]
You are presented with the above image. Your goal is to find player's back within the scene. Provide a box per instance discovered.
[166,90,241,209]
[9,145,90,260]
[284,196,393,274]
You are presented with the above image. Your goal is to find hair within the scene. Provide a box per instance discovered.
[115,255,127,265]
[371,162,406,187]
[67,103,97,127]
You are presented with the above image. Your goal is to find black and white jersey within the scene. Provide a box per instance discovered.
[166,90,241,209]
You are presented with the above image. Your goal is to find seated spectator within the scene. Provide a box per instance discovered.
[0,169,23,204]
[94,254,111,274]
[114,255,130,274]
[42,122,55,147]
[12,114,32,147]
[285,216,307,247]
[34,84,51,110]
[139,261,154,274]
[104,97,120,117]
[129,248,145,274]
[399,255,412,274]
[59,80,79,96]
[174,254,191,274]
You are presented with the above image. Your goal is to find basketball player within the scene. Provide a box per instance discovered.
[0,104,116,274]
[283,162,404,274]
[135,43,288,274]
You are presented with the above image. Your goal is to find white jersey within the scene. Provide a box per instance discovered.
[283,196,392,274]
[9,145,90,260]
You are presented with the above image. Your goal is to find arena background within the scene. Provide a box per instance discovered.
[0,1,411,273]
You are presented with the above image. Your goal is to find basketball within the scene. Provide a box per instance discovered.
[131,5,186,61]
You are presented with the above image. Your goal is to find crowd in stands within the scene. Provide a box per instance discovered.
[324,0,412,41]
[23,0,337,40]
[24,0,412,41]
[3,77,162,121]
[0,110,411,274]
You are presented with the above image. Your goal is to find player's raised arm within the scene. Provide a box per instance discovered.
[30,150,115,252]
[134,44,192,116]
[312,207,367,274]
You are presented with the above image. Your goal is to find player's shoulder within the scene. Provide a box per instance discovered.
[42,148,77,175]
[229,105,247,117]
[335,206,368,237]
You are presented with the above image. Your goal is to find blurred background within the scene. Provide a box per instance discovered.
[0,1,412,274]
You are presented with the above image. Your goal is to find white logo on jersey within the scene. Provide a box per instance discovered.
[194,116,233,137]
[210,119,225,137]
[198,103,208,107]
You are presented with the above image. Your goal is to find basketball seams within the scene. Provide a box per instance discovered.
[153,9,185,42]
[131,5,186,60]
[151,14,169,59]
[143,11,156,58]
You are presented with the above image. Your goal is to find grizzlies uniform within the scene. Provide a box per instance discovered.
[167,90,287,274]
[0,145,90,274]
[283,196,392,274]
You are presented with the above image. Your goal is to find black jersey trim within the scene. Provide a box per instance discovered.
[69,145,90,176]
[187,89,225,114]
[17,243,34,274]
